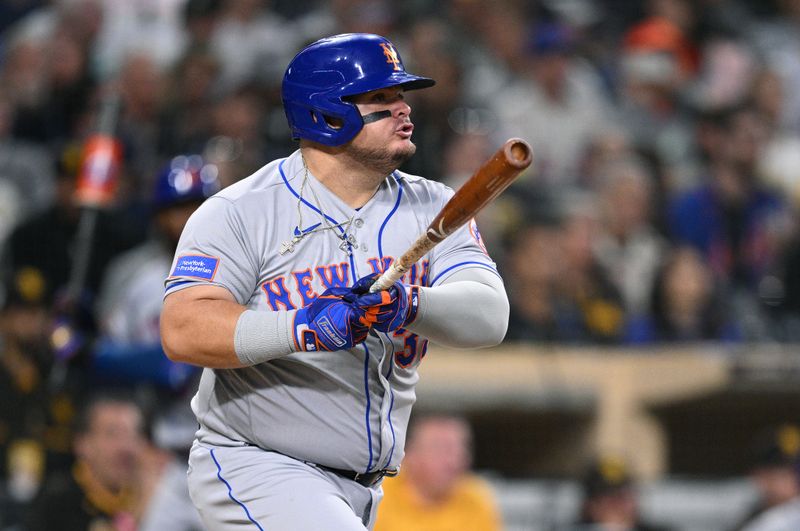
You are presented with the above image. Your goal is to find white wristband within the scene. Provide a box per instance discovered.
[234,309,297,366]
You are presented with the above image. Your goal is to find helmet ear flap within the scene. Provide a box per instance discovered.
[283,91,364,146]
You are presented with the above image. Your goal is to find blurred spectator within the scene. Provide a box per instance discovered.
[566,455,672,531]
[115,52,169,200]
[206,84,272,185]
[440,132,494,190]
[623,0,699,81]
[645,245,741,342]
[503,194,563,342]
[25,391,146,531]
[617,37,697,191]
[337,0,398,35]
[0,30,48,110]
[490,20,617,188]
[733,424,800,531]
[58,0,105,55]
[439,133,505,258]
[208,0,298,95]
[3,147,145,319]
[443,0,529,107]
[292,0,398,47]
[3,2,99,111]
[666,105,791,299]
[503,187,626,343]
[553,191,626,343]
[11,18,97,149]
[753,68,800,210]
[579,129,636,185]
[686,34,757,113]
[749,0,800,135]
[375,412,502,531]
[182,0,223,51]
[157,47,220,157]
[92,0,187,79]
[592,156,667,334]
[399,18,465,180]
[0,268,51,527]
[0,90,55,246]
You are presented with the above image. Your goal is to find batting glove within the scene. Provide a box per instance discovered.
[351,274,421,333]
[293,287,377,352]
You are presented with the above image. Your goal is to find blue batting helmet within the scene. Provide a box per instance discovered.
[282,33,435,146]
[152,154,220,210]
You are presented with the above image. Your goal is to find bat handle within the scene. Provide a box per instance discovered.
[369,262,407,292]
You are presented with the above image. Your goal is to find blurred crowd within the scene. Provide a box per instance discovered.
[2,0,800,528]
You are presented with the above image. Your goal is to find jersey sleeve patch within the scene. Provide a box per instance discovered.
[170,254,220,281]
[468,218,488,255]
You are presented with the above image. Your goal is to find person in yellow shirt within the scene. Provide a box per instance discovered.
[375,412,502,531]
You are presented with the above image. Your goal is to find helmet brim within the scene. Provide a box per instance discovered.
[400,77,436,91]
[339,72,435,97]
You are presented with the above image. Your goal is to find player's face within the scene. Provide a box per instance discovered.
[346,86,416,173]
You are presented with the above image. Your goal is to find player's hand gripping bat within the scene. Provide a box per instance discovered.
[369,138,533,293]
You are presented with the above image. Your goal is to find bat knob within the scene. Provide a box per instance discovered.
[504,138,533,169]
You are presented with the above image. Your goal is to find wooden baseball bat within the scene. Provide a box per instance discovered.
[369,138,533,292]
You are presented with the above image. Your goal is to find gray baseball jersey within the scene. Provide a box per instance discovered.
[165,149,498,474]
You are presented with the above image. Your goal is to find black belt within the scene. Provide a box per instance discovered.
[249,445,399,487]
[319,465,399,487]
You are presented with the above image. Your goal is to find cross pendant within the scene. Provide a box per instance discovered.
[279,240,295,255]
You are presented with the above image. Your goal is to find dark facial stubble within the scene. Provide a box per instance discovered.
[345,140,416,176]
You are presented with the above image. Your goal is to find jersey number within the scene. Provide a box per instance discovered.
[393,329,427,368]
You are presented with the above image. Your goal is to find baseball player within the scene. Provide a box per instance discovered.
[161,33,509,530]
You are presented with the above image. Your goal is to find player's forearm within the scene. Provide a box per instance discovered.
[161,296,248,368]
[406,268,509,348]
[162,294,300,368]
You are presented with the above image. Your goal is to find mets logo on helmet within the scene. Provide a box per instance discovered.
[380,43,402,71]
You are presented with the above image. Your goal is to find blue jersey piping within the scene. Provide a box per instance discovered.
[374,172,405,471]
[377,173,404,260]
[164,279,198,292]
[429,261,499,286]
[362,341,374,472]
[210,448,265,530]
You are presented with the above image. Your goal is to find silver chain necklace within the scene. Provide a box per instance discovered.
[279,160,357,256]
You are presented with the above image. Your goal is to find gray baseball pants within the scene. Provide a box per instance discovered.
[187,441,382,530]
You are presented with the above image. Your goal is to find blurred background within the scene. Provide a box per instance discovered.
[2,0,800,529]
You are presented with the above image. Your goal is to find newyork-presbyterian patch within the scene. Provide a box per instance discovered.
[171,254,220,281]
